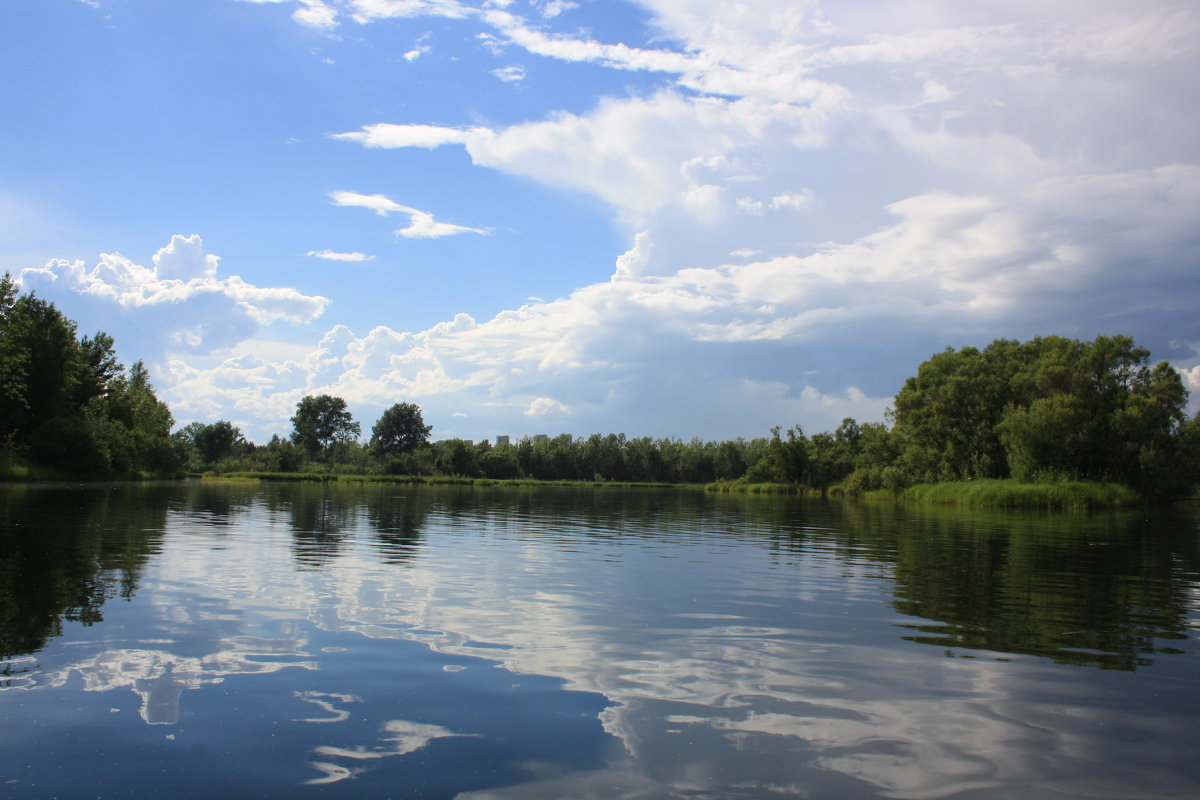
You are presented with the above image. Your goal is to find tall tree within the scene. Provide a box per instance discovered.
[370,402,432,456]
[178,420,247,467]
[889,335,1192,495]
[290,395,360,459]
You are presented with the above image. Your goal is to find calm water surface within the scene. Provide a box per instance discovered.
[1,481,1198,799]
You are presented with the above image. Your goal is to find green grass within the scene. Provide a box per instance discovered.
[704,481,826,496]
[865,479,1142,509]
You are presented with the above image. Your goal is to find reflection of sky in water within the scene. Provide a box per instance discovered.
[2,488,1197,798]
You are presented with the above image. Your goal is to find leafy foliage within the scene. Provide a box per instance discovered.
[0,273,185,476]
[882,335,1194,497]
[370,402,432,455]
[290,395,361,460]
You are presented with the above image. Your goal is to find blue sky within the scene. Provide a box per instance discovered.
[4,0,1199,443]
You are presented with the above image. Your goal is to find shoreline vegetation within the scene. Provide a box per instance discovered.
[196,471,1156,511]
[2,274,1197,509]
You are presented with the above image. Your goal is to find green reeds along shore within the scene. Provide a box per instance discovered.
[705,481,813,495]
[207,472,1146,508]
[204,472,697,490]
[707,477,1145,508]
[869,479,1143,509]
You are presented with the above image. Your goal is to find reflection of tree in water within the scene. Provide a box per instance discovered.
[286,488,356,568]
[180,480,257,524]
[0,484,171,662]
[361,488,428,565]
[764,499,1200,671]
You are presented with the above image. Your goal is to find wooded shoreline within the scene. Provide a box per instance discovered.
[182,471,1167,510]
[3,275,1197,505]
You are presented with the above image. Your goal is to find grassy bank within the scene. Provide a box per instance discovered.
[864,479,1143,509]
[704,481,824,496]
[0,460,178,482]
[205,471,698,490]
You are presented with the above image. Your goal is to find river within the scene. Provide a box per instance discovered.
[1,481,1197,799]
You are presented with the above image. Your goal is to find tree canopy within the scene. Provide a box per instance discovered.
[370,402,432,455]
[0,273,185,476]
[290,394,361,459]
[884,335,1195,496]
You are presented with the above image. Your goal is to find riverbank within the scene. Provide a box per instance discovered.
[204,471,698,490]
[6,467,1159,509]
[0,461,179,482]
[866,479,1144,509]
[707,477,1148,508]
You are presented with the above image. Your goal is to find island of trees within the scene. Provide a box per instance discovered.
[2,274,1196,504]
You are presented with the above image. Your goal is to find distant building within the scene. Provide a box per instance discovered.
[533,434,548,443]
[496,435,510,446]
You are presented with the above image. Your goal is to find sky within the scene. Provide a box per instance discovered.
[4,0,1199,444]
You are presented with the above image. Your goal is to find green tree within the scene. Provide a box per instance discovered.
[887,334,1193,496]
[432,438,479,477]
[370,402,432,456]
[178,420,247,468]
[0,275,182,475]
[290,395,360,460]
[744,425,809,484]
[477,440,522,479]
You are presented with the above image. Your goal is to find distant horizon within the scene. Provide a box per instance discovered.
[5,0,1198,443]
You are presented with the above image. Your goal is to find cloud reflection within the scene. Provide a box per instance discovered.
[30,644,317,725]
[305,719,474,784]
[9,485,1190,798]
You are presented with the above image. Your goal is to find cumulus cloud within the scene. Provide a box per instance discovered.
[19,235,328,358]
[524,396,569,417]
[158,1,1200,439]
[157,163,1199,441]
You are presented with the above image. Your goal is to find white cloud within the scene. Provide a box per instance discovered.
[329,190,407,216]
[19,235,328,360]
[476,32,505,55]
[330,190,487,238]
[149,1,1200,441]
[770,190,815,211]
[524,396,569,417]
[330,123,492,149]
[481,8,700,75]
[294,0,338,29]
[537,0,577,19]
[402,31,432,61]
[396,210,487,239]
[156,163,1198,441]
[307,250,376,262]
[153,233,220,280]
[347,0,470,24]
[491,65,525,82]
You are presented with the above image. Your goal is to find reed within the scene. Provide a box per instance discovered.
[880,479,1142,509]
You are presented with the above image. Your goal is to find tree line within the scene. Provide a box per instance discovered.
[179,396,773,484]
[1,277,1195,496]
[0,275,184,476]
[179,335,1198,499]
